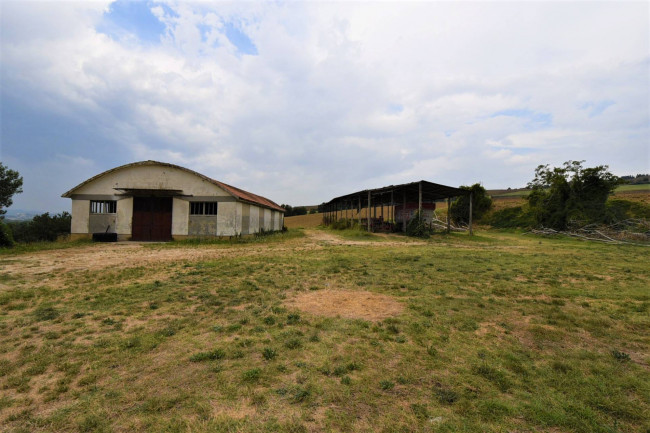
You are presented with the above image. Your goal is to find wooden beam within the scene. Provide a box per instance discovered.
[447,197,451,233]
[367,190,371,232]
[469,192,473,236]
[418,181,422,221]
[402,192,407,232]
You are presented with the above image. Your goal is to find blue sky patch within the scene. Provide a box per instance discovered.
[580,100,615,118]
[491,108,552,129]
[97,0,166,44]
[387,103,404,114]
[224,21,258,55]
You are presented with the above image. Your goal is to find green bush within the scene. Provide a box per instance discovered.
[449,183,493,224]
[605,199,650,221]
[406,211,433,238]
[0,220,14,247]
[8,212,71,243]
[526,161,619,229]
[488,206,536,228]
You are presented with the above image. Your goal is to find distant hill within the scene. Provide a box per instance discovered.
[3,209,40,221]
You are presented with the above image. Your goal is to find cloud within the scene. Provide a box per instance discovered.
[1,1,648,211]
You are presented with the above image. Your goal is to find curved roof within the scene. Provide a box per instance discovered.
[61,160,285,212]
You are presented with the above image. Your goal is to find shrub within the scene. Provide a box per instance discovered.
[8,212,71,243]
[0,220,14,247]
[526,161,619,229]
[262,347,277,360]
[189,349,226,362]
[449,183,493,224]
[487,206,536,228]
[405,211,433,238]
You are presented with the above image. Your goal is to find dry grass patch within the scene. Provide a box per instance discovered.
[285,289,404,321]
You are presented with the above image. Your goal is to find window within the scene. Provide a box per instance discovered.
[190,202,218,215]
[90,200,116,214]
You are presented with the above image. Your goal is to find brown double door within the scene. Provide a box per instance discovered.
[132,197,172,241]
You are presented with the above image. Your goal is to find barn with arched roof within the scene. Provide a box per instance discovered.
[62,161,284,241]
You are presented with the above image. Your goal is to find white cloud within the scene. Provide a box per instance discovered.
[1,1,648,211]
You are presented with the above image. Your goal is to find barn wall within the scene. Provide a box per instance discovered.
[264,209,272,231]
[116,197,132,237]
[89,214,116,234]
[188,216,218,236]
[241,204,251,235]
[249,205,260,233]
[172,198,189,236]
[71,200,90,234]
[217,202,238,236]
[71,165,231,198]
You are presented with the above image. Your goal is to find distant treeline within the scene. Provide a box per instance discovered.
[281,205,317,217]
[1,212,71,246]
[620,174,650,184]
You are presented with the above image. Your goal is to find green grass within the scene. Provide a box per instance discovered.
[614,184,650,192]
[492,184,650,198]
[0,229,648,432]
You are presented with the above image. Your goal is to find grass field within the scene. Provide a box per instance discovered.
[0,229,649,432]
[490,184,650,198]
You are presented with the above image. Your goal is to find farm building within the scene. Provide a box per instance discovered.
[323,180,472,233]
[62,161,284,241]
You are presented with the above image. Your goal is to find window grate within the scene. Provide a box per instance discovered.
[190,202,218,215]
[90,200,116,214]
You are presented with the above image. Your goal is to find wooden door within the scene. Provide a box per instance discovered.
[132,197,173,241]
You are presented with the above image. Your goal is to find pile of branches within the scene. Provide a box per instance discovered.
[431,212,467,232]
[526,218,650,245]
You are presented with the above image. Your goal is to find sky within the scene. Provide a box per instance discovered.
[1,0,648,213]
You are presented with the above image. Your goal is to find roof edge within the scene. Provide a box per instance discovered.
[61,160,285,212]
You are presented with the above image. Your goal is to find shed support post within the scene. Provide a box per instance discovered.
[402,192,407,232]
[358,196,361,227]
[469,192,474,236]
[390,190,394,230]
[447,197,451,233]
[367,190,371,232]
[418,181,422,221]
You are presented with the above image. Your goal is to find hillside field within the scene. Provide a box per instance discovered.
[0,228,648,433]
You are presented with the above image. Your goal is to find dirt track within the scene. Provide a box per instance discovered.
[0,230,427,288]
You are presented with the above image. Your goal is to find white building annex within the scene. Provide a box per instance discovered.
[61,161,285,241]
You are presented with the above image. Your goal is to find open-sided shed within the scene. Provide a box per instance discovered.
[322,180,473,234]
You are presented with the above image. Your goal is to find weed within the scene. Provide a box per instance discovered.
[611,350,631,362]
[262,347,278,360]
[379,380,395,390]
[242,368,262,382]
[189,349,226,362]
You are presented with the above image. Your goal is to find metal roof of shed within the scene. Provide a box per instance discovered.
[326,180,469,206]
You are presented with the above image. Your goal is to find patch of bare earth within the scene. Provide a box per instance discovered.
[285,289,403,321]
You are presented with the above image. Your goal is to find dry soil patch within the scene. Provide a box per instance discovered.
[285,289,404,321]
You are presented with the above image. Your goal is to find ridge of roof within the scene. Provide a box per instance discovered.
[61,160,285,213]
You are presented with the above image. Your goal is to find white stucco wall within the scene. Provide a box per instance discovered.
[116,197,133,235]
[172,198,189,236]
[217,202,238,236]
[72,165,231,197]
[249,205,260,233]
[71,200,90,234]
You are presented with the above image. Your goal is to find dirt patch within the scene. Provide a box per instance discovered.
[285,289,403,321]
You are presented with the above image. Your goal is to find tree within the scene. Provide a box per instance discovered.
[526,160,619,229]
[0,163,23,217]
[8,212,71,243]
[449,183,493,224]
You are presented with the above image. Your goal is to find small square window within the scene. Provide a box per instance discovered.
[190,202,217,215]
[90,200,116,214]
